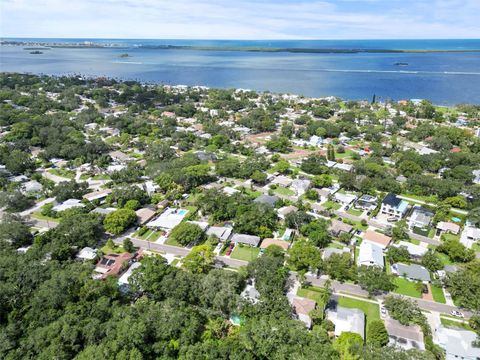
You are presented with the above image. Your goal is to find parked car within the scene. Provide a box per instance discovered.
[380,306,388,318]
[225,244,234,256]
[451,310,464,318]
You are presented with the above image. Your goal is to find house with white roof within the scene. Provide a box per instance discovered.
[326,306,365,339]
[290,179,312,196]
[76,247,98,261]
[436,222,461,238]
[460,226,480,249]
[52,199,85,212]
[394,241,428,258]
[334,192,357,206]
[206,226,233,242]
[147,208,189,230]
[434,326,480,360]
[357,241,384,268]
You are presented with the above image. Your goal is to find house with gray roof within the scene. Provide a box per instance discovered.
[231,234,261,247]
[408,206,434,230]
[206,226,233,242]
[391,263,430,283]
[385,319,425,351]
[328,219,354,237]
[253,194,279,207]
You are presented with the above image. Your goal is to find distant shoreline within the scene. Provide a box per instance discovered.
[2,40,480,54]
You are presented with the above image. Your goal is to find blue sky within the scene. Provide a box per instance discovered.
[1,0,479,39]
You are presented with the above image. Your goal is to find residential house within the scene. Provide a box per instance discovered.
[231,234,261,247]
[391,263,430,283]
[109,150,134,163]
[394,241,428,258]
[434,326,480,360]
[52,199,85,212]
[241,280,261,304]
[355,194,378,211]
[472,170,480,185]
[270,175,293,188]
[147,208,189,230]
[118,262,142,291]
[357,241,384,268]
[76,247,98,261]
[322,247,350,261]
[334,192,357,207]
[460,226,480,249]
[326,306,365,339]
[328,219,353,237]
[292,297,317,328]
[83,188,112,203]
[253,194,279,207]
[20,180,43,195]
[277,205,298,220]
[136,208,156,226]
[363,230,392,249]
[436,222,461,238]
[94,252,134,280]
[206,226,233,242]
[380,193,409,220]
[290,179,312,196]
[385,319,425,351]
[408,206,434,230]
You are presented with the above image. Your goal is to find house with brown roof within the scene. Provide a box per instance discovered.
[136,207,156,225]
[363,230,392,249]
[94,252,134,280]
[328,219,354,237]
[291,297,316,328]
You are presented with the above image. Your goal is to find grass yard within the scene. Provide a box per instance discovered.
[437,252,454,266]
[92,174,111,180]
[431,285,446,304]
[297,286,328,311]
[48,168,75,179]
[400,193,438,204]
[347,208,363,216]
[101,244,126,254]
[164,236,182,247]
[393,277,422,298]
[32,212,59,222]
[274,187,295,196]
[441,233,461,242]
[440,317,472,331]
[323,200,341,210]
[230,245,260,262]
[338,296,380,327]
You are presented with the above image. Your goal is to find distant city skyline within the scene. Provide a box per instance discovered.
[1,0,480,40]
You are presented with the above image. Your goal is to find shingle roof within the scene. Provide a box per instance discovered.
[392,263,430,282]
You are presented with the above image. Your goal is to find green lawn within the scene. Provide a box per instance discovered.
[323,200,341,210]
[164,236,182,247]
[393,278,422,298]
[101,244,126,254]
[31,212,60,222]
[92,174,111,180]
[48,168,75,179]
[347,208,363,216]
[338,296,380,327]
[230,245,260,262]
[437,252,454,266]
[274,187,295,196]
[297,286,328,311]
[400,193,438,204]
[431,285,446,304]
[440,317,472,331]
[441,233,460,242]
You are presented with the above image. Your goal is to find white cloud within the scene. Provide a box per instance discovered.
[1,0,479,39]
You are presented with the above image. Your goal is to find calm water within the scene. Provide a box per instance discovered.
[1,39,480,105]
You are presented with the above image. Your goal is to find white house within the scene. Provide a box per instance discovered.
[380,193,409,220]
[434,326,480,360]
[460,226,480,249]
[357,241,384,268]
[326,306,365,339]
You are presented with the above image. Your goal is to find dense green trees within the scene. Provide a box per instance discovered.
[169,222,206,246]
[52,180,88,202]
[444,261,480,311]
[367,320,389,347]
[357,266,396,296]
[104,209,137,235]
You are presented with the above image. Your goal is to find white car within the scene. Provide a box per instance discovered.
[380,307,388,318]
[451,310,464,318]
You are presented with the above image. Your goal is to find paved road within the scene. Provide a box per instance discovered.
[304,274,473,318]
[113,236,248,269]
[19,197,55,217]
